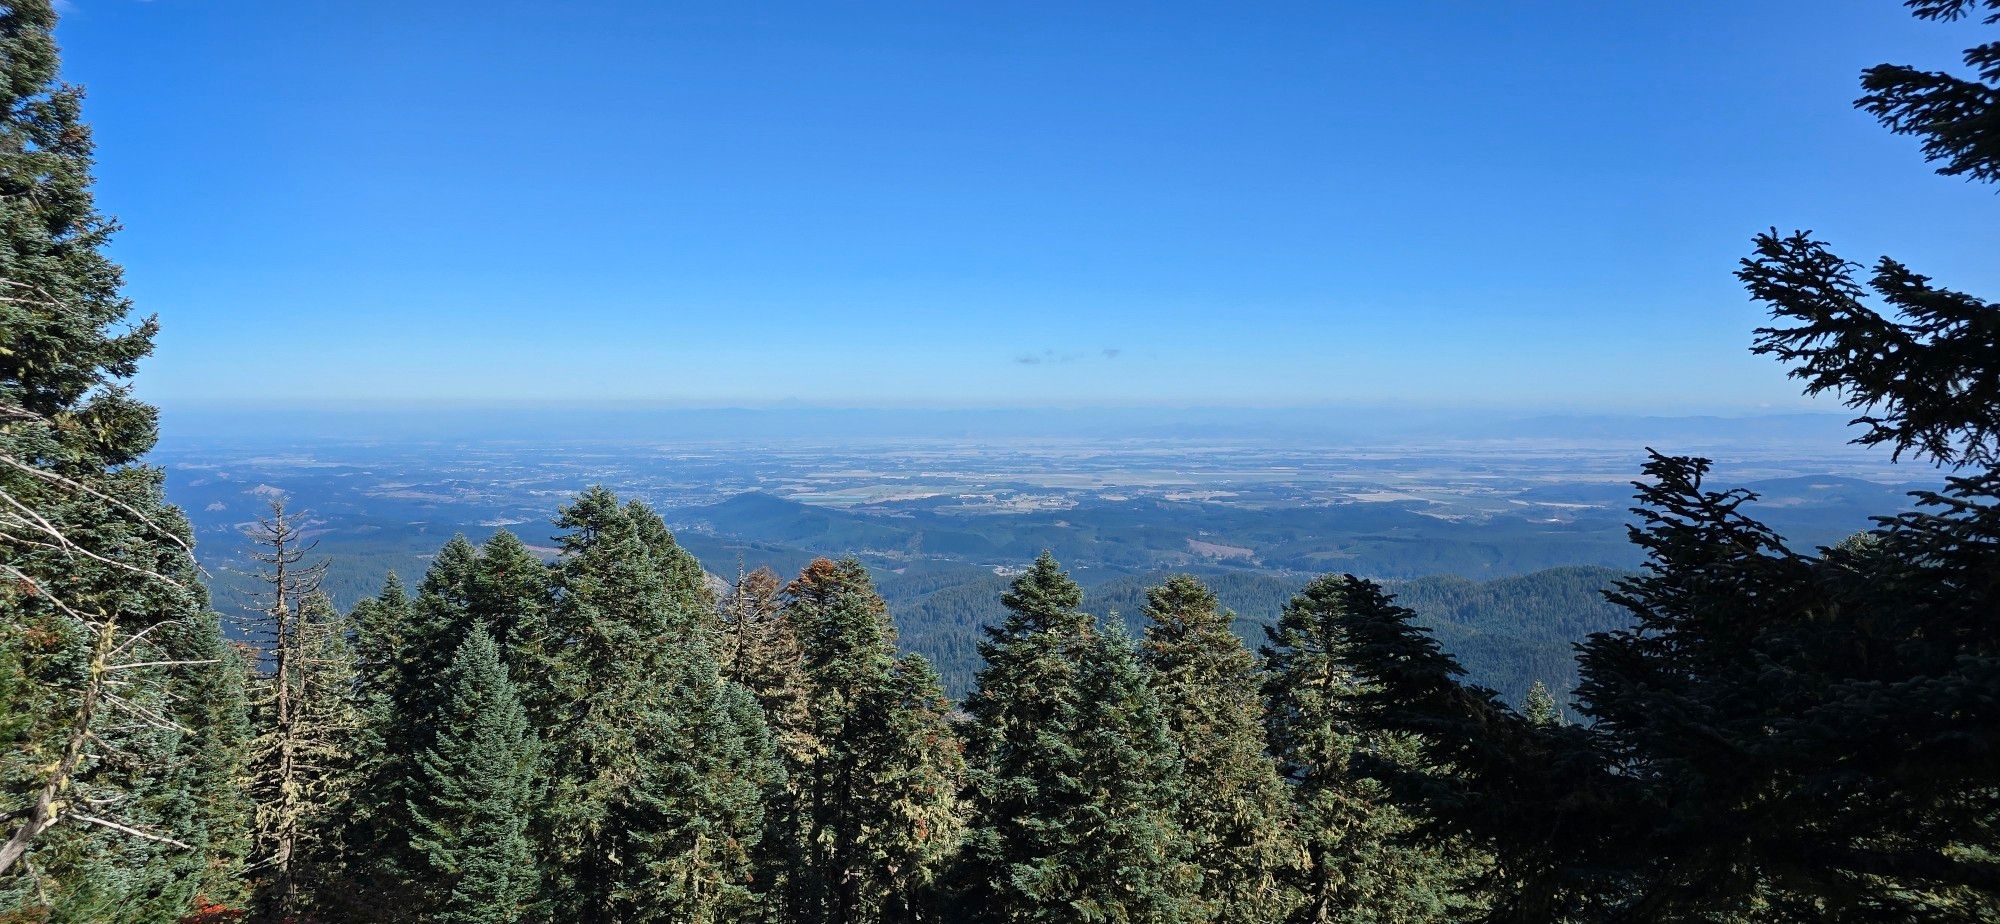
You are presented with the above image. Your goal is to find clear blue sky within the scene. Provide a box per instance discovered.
[55,1,1997,411]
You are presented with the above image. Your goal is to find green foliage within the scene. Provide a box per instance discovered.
[1141,576,1297,924]
[1388,566,1629,710]
[1313,8,2000,920]
[962,554,1196,922]
[0,2,237,917]
[1857,0,2000,185]
[769,559,965,924]
[182,628,254,910]
[538,487,777,924]
[1262,577,1471,924]
[405,629,536,924]
[1519,682,1564,728]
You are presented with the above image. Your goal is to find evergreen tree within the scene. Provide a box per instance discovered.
[0,2,227,917]
[962,553,1195,922]
[770,559,964,924]
[467,531,556,722]
[1520,682,1564,728]
[406,628,536,924]
[1141,576,1297,924]
[719,565,808,758]
[182,629,254,913]
[350,531,553,916]
[342,572,421,916]
[870,654,966,924]
[539,487,778,924]
[1307,6,2000,919]
[1262,577,1470,924]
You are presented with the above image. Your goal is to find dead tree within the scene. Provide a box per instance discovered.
[239,497,329,918]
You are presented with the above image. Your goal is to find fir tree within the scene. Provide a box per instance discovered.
[1262,577,1470,924]
[0,2,225,917]
[1520,682,1564,728]
[1308,5,2000,918]
[467,531,556,722]
[182,629,254,913]
[772,559,964,924]
[963,553,1195,922]
[1141,575,1297,924]
[350,531,549,916]
[539,487,778,924]
[406,628,536,924]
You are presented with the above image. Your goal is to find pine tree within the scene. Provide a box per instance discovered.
[962,553,1194,922]
[769,559,964,924]
[538,487,778,924]
[1307,6,2000,918]
[1141,575,1297,924]
[406,628,536,924]
[0,2,227,916]
[1520,682,1564,728]
[1262,576,1469,924]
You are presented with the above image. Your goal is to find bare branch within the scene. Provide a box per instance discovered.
[71,814,193,850]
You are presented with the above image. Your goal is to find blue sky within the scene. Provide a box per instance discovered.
[56,1,1997,411]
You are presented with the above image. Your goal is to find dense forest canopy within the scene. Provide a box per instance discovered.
[3,0,1997,922]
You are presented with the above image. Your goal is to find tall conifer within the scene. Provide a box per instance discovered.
[1142,576,1297,924]
[770,559,964,924]
[539,487,777,923]
[0,2,227,917]
[963,553,1195,922]
[406,629,536,924]
[1262,577,1462,924]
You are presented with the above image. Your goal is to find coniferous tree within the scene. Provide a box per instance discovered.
[719,565,809,759]
[962,553,1195,922]
[1307,5,2000,919]
[869,653,965,924]
[1520,682,1564,728]
[245,591,363,923]
[467,531,556,722]
[1068,624,1199,922]
[770,559,963,924]
[342,572,421,915]
[1262,577,1470,924]
[182,629,254,913]
[539,487,777,924]
[406,628,536,924]
[1141,576,1297,924]
[0,2,229,917]
[351,531,552,914]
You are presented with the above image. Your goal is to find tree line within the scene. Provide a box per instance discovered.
[4,0,1998,920]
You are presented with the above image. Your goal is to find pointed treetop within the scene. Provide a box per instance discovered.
[1523,680,1568,728]
[996,551,1088,637]
[1143,574,1231,637]
[377,570,408,606]
[422,535,480,600]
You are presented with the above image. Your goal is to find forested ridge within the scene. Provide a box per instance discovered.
[4,0,1999,921]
